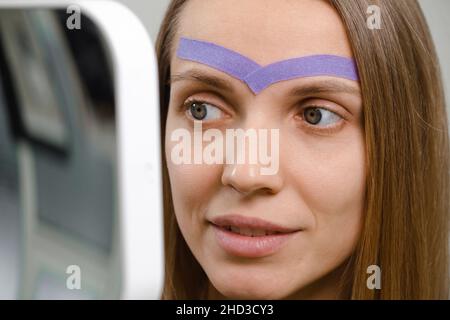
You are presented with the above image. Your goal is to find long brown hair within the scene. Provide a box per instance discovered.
[156,0,449,299]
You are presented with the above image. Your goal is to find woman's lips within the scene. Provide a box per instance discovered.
[210,214,301,258]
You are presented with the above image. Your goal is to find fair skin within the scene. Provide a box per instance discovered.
[165,0,366,299]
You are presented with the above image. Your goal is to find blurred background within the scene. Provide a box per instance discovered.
[0,6,117,299]
[0,0,449,299]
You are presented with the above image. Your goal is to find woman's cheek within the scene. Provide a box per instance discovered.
[288,127,365,214]
[288,140,365,280]
[284,127,365,247]
[302,153,365,216]
[165,137,223,220]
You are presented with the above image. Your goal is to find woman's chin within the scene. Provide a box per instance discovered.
[208,276,295,300]
[218,286,292,300]
[214,286,282,300]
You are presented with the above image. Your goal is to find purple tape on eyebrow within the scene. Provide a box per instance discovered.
[177,37,261,80]
[177,37,359,94]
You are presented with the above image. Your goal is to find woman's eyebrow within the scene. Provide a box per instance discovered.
[288,80,361,97]
[170,69,233,92]
[170,70,360,98]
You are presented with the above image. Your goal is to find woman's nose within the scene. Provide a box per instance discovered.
[221,162,283,196]
[219,104,283,195]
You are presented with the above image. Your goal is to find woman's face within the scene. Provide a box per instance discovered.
[165,0,366,299]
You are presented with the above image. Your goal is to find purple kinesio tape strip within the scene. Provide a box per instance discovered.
[177,37,261,80]
[177,37,359,94]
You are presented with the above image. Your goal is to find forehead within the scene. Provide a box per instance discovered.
[174,0,354,65]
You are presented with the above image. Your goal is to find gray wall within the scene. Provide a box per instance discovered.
[419,0,450,113]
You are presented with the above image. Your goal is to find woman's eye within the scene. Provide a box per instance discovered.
[186,101,223,121]
[303,107,342,126]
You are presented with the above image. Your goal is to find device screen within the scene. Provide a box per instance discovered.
[0,9,119,299]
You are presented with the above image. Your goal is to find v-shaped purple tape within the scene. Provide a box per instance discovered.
[176,37,359,94]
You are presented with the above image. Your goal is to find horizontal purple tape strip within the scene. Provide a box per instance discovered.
[177,37,359,94]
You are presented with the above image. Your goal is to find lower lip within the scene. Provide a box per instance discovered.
[211,224,297,258]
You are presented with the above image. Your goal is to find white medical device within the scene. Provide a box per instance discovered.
[0,0,164,299]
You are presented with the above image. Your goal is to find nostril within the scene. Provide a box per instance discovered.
[221,163,283,196]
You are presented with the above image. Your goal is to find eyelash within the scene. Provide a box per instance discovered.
[182,98,228,123]
[181,97,346,134]
[295,105,346,135]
